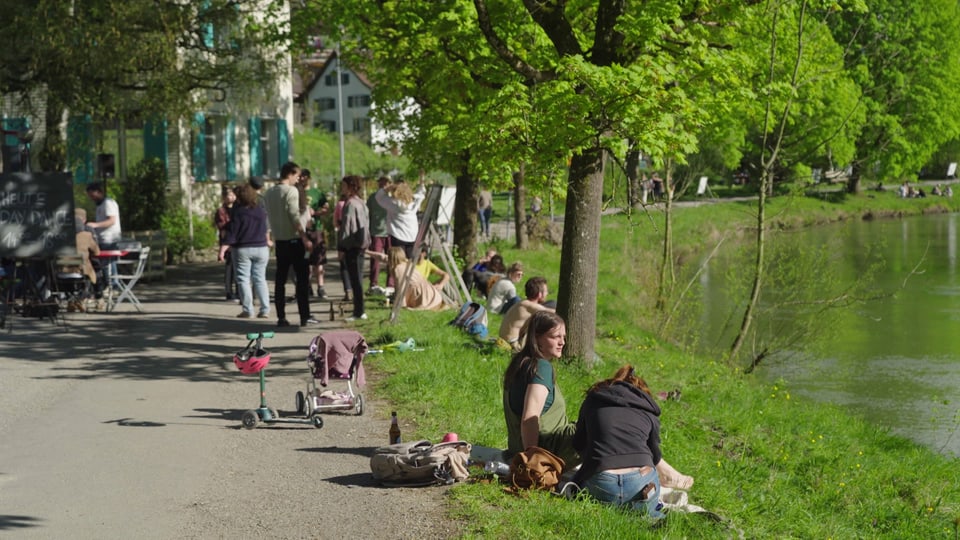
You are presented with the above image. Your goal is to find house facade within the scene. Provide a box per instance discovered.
[2,2,294,204]
[295,50,373,144]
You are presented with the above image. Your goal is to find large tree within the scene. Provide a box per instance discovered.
[0,0,291,159]
[828,0,960,191]
[469,0,748,360]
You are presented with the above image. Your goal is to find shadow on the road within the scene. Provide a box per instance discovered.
[324,471,379,487]
[0,514,42,531]
[102,418,167,427]
[2,261,343,383]
[297,445,378,458]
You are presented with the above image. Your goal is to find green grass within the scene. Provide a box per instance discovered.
[350,189,960,539]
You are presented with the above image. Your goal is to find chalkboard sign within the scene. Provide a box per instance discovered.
[0,172,77,258]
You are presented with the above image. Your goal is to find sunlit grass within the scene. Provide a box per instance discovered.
[349,190,960,538]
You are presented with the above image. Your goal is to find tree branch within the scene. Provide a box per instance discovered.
[473,0,554,84]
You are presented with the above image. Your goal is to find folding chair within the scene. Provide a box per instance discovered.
[110,247,150,312]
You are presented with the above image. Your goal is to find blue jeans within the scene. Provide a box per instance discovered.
[234,246,270,316]
[582,468,665,519]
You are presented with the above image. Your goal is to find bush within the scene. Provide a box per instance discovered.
[121,158,168,231]
[160,204,217,263]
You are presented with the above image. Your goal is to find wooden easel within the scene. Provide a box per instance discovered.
[388,184,470,323]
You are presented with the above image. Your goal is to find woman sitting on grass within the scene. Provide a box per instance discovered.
[502,311,579,466]
[571,365,693,518]
[368,247,448,311]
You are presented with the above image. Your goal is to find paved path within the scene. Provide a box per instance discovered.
[0,261,459,539]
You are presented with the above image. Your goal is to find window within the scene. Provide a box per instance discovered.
[324,72,350,86]
[315,120,336,133]
[314,98,335,112]
[347,95,371,108]
[204,116,225,181]
[352,117,371,133]
[259,118,277,177]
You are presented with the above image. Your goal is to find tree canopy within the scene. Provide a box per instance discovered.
[0,0,290,120]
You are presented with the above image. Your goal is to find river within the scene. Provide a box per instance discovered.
[698,212,960,457]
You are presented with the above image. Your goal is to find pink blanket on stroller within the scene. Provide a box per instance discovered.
[308,330,368,387]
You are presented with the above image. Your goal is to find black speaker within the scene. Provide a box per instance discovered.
[1,144,23,173]
[98,153,115,179]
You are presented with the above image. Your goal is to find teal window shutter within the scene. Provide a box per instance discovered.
[248,117,262,176]
[225,118,236,180]
[144,119,169,168]
[1,117,29,146]
[66,115,94,184]
[277,118,289,165]
[192,112,207,181]
[201,0,214,48]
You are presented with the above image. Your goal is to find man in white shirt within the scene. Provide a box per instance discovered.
[85,182,122,248]
[85,182,123,289]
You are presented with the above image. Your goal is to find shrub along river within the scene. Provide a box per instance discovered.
[698,212,960,457]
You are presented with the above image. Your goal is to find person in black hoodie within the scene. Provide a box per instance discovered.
[572,365,693,518]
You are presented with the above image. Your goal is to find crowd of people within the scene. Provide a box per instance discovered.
[215,164,456,326]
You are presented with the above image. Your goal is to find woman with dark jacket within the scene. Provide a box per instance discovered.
[572,365,692,518]
[219,184,272,318]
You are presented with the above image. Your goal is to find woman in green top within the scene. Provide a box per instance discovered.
[502,311,579,466]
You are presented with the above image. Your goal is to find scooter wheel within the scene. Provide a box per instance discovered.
[241,410,259,430]
[295,391,306,415]
[311,415,324,429]
[355,394,364,416]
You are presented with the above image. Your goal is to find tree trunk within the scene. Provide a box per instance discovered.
[729,166,768,360]
[557,147,604,364]
[626,142,641,209]
[37,97,67,172]
[513,163,528,249]
[453,154,480,265]
[656,161,676,311]
[846,161,861,194]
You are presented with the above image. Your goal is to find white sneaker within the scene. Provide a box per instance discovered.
[344,313,368,322]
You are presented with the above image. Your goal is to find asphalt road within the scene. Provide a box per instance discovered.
[0,261,460,539]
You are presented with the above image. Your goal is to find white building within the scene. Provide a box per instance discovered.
[295,49,373,144]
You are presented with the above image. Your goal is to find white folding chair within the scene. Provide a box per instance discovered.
[110,247,150,312]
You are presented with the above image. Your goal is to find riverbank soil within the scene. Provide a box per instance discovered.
[0,262,460,539]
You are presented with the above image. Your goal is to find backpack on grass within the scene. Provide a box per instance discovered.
[449,301,488,339]
[370,440,472,487]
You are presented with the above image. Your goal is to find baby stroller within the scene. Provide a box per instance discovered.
[295,330,367,417]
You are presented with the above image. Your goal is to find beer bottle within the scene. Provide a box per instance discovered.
[389,411,401,444]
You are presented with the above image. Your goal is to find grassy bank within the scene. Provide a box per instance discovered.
[355,189,960,538]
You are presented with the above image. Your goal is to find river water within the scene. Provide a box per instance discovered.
[698,212,960,457]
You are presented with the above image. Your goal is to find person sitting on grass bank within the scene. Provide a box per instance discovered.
[571,365,694,519]
[369,247,449,311]
[415,245,450,289]
[487,262,523,314]
[499,276,555,349]
[502,311,578,466]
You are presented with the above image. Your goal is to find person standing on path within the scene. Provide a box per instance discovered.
[263,162,318,327]
[337,175,370,321]
[478,188,493,239]
[85,182,122,288]
[214,186,238,301]
[302,169,330,300]
[218,184,271,319]
[367,176,392,291]
[375,178,425,259]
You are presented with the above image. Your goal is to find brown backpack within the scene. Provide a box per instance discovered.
[509,446,565,491]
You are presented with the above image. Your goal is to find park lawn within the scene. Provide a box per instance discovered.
[354,189,960,539]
